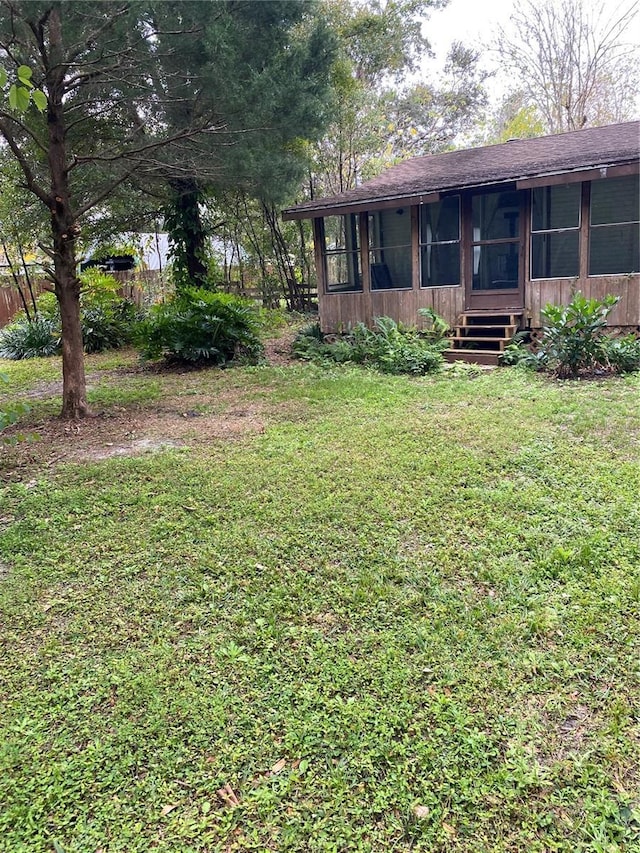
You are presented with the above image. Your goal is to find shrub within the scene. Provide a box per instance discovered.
[539,292,619,377]
[292,315,446,375]
[291,322,326,361]
[82,300,141,354]
[34,291,59,320]
[603,333,640,374]
[135,287,263,365]
[79,268,122,305]
[0,272,141,359]
[499,294,640,377]
[0,316,60,359]
[78,269,142,353]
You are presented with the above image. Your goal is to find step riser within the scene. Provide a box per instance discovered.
[458,326,517,337]
[452,340,508,351]
[460,311,522,327]
[445,350,500,365]
[462,317,519,326]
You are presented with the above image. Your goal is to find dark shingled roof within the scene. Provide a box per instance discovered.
[282,121,640,220]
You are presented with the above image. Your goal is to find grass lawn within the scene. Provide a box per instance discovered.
[0,348,639,852]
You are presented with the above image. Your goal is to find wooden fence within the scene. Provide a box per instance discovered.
[0,279,47,327]
[0,269,318,327]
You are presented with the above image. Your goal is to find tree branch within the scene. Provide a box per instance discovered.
[0,109,48,154]
[0,120,50,205]
[73,168,139,220]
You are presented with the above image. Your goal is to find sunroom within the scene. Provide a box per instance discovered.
[283,121,639,364]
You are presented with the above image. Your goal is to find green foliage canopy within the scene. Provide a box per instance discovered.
[0,1,335,415]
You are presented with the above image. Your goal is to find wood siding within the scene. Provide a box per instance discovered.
[526,179,639,327]
[320,285,465,332]
[528,275,640,327]
[318,205,465,331]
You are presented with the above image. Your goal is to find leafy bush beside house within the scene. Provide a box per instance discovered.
[135,287,263,366]
[604,332,640,373]
[500,292,640,376]
[540,292,619,377]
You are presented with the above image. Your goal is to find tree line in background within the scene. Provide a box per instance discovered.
[1,0,638,418]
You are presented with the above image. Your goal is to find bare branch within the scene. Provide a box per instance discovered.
[495,0,639,133]
[73,168,139,220]
[65,5,130,64]
[0,108,48,154]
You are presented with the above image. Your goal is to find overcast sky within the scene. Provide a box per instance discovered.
[421,0,640,106]
[424,0,516,61]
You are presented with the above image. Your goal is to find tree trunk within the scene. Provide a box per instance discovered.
[263,202,302,312]
[47,6,89,420]
[0,239,31,322]
[168,178,209,289]
[56,260,88,420]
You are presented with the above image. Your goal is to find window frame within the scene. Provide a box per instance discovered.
[320,214,363,294]
[419,195,462,289]
[368,207,413,292]
[530,184,582,281]
[588,175,640,277]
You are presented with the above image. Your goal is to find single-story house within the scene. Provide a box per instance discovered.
[282,121,639,363]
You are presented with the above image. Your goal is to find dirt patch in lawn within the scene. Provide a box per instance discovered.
[0,329,304,478]
[1,396,268,477]
[16,366,149,400]
[262,326,299,366]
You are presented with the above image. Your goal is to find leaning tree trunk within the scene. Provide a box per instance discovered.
[47,7,89,420]
[0,239,31,322]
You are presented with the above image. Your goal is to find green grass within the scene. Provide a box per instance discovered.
[0,353,639,852]
[0,348,141,393]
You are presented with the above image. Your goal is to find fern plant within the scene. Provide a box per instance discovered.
[418,307,450,341]
[292,315,446,375]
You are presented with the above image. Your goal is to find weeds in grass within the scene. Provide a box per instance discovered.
[0,353,638,851]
